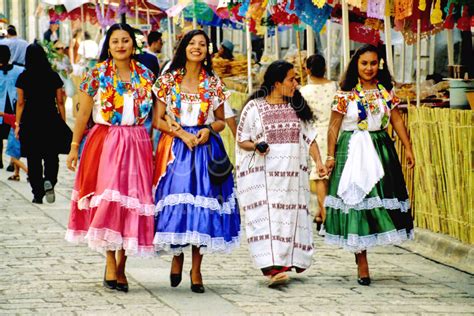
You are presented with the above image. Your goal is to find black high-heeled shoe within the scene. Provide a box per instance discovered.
[357,276,371,286]
[190,270,205,293]
[170,254,184,287]
[103,267,117,290]
[116,282,129,292]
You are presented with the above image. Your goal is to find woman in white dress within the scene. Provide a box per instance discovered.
[236,60,327,286]
[300,54,337,229]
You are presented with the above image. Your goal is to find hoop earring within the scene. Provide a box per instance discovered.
[203,59,208,66]
[108,50,111,58]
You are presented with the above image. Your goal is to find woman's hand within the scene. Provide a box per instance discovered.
[180,131,199,151]
[325,159,335,176]
[406,149,415,169]
[67,148,79,171]
[165,115,181,132]
[256,145,270,156]
[14,125,20,139]
[317,161,328,178]
[196,128,210,145]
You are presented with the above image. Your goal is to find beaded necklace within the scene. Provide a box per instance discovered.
[171,68,210,125]
[353,81,393,130]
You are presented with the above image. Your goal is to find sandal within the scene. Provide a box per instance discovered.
[268,272,289,287]
[7,174,20,181]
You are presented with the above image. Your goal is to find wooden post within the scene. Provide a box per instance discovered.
[384,13,394,74]
[341,0,350,68]
[306,24,315,56]
[429,34,436,74]
[274,26,280,60]
[296,30,305,85]
[416,19,421,107]
[401,42,406,82]
[327,20,331,80]
[447,29,454,65]
[246,21,253,94]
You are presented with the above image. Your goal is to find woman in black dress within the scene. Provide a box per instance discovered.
[14,43,71,204]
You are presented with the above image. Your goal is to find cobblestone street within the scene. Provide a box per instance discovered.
[0,158,473,315]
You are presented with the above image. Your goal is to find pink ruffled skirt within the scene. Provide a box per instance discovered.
[65,124,155,257]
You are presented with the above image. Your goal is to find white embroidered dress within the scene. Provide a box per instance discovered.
[235,98,317,270]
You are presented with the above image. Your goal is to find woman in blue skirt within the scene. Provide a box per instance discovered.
[152,30,240,293]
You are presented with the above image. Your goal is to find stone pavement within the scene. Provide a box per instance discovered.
[0,157,473,315]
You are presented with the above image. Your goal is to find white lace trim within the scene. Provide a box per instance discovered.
[324,228,415,253]
[155,192,238,215]
[72,189,155,216]
[325,195,410,213]
[65,228,155,257]
[153,231,241,255]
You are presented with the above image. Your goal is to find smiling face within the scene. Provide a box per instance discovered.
[357,51,379,83]
[108,29,134,61]
[275,68,298,98]
[185,34,208,63]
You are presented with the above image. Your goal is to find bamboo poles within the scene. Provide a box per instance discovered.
[326,20,331,80]
[407,107,473,244]
[341,0,350,68]
[246,21,253,94]
[416,19,421,107]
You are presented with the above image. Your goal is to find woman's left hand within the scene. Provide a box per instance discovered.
[406,149,415,169]
[196,128,210,145]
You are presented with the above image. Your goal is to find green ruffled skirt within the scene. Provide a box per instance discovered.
[324,130,414,252]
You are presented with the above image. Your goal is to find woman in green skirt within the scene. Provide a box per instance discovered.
[324,44,415,286]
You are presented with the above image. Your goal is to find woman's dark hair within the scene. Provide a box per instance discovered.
[167,29,213,76]
[306,54,325,78]
[25,42,53,74]
[99,23,138,62]
[221,46,234,60]
[246,60,313,122]
[340,44,394,91]
[0,45,11,65]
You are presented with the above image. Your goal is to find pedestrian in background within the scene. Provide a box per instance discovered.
[324,44,415,286]
[235,60,327,286]
[152,29,240,294]
[3,25,28,66]
[0,111,27,180]
[14,42,71,204]
[0,45,24,173]
[43,20,60,43]
[65,23,156,293]
[300,54,338,230]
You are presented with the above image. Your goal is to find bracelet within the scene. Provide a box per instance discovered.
[14,122,19,127]
[326,155,335,161]
[71,142,80,147]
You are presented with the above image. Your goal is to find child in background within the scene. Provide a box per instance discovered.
[0,111,27,180]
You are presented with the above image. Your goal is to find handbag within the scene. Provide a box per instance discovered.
[207,126,233,185]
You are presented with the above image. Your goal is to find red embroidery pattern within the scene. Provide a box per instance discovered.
[238,166,265,178]
[243,200,268,211]
[271,203,308,210]
[257,100,300,144]
[268,171,299,177]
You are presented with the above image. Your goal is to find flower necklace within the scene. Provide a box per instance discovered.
[353,80,393,130]
[171,68,210,125]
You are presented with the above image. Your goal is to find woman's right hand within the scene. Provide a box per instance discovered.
[325,159,335,176]
[180,131,199,151]
[67,149,79,171]
[14,126,20,139]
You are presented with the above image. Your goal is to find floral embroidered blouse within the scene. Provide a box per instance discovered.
[332,86,400,132]
[152,69,230,127]
[80,58,155,126]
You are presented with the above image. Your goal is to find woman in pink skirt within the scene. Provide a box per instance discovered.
[65,23,156,292]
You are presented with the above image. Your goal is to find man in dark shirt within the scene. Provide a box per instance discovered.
[44,20,60,43]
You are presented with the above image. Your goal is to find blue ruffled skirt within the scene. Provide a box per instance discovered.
[153,126,241,255]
